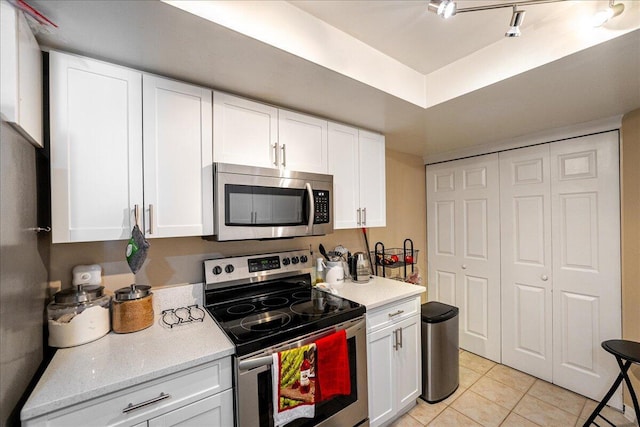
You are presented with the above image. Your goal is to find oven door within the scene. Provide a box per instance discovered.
[214,163,333,241]
[235,317,368,427]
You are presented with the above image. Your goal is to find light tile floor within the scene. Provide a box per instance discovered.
[391,350,638,427]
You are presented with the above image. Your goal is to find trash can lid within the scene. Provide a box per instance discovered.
[421,301,459,323]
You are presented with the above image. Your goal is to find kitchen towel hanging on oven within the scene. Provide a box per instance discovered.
[272,343,316,426]
[316,329,350,400]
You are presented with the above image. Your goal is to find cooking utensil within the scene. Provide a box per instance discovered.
[319,243,329,261]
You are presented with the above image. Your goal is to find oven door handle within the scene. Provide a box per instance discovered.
[238,318,366,372]
[305,182,314,234]
[239,355,273,371]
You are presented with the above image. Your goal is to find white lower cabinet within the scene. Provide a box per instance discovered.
[22,358,233,427]
[146,389,233,427]
[367,296,421,427]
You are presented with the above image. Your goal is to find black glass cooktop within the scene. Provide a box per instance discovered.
[205,274,365,356]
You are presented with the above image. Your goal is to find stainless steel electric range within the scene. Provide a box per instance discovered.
[204,249,369,427]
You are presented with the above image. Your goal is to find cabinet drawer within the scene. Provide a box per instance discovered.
[367,297,419,332]
[28,358,232,427]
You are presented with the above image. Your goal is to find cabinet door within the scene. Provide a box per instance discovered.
[499,145,553,381]
[213,92,277,168]
[427,154,501,363]
[0,1,42,147]
[358,130,386,227]
[367,326,395,427]
[50,51,143,243]
[328,122,360,229]
[278,109,328,173]
[148,389,233,427]
[395,316,422,409]
[143,75,213,238]
[550,131,621,406]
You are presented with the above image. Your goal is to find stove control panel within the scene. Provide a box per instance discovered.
[204,249,313,286]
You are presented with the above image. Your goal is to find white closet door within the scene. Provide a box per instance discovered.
[500,145,553,381]
[550,131,621,407]
[427,161,459,307]
[427,154,501,362]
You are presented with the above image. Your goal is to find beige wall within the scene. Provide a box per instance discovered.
[47,148,427,297]
[621,109,640,409]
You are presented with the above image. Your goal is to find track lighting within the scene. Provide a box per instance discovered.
[592,0,625,27]
[427,0,570,38]
[505,6,526,37]
[427,0,457,19]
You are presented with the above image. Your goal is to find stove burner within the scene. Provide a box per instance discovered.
[227,303,256,315]
[292,291,311,299]
[261,296,289,307]
[240,311,291,332]
[290,299,338,317]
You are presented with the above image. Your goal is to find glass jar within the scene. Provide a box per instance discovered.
[47,285,111,348]
[112,284,154,333]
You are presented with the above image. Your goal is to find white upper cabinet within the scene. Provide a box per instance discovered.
[142,75,213,238]
[213,92,278,168]
[213,92,329,173]
[278,109,328,174]
[358,130,386,227]
[50,51,143,243]
[329,124,386,229]
[328,123,360,228]
[1,0,42,147]
[50,51,214,243]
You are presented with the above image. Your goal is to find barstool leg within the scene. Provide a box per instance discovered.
[583,360,631,427]
[617,357,640,424]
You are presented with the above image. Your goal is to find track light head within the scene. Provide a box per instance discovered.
[505,6,526,37]
[592,0,625,27]
[428,0,457,19]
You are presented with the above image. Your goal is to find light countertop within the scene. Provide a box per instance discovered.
[21,284,234,421]
[21,277,424,421]
[331,275,426,310]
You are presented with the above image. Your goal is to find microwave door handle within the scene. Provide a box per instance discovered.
[305,183,314,234]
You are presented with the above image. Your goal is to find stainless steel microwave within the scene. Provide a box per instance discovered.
[213,163,333,241]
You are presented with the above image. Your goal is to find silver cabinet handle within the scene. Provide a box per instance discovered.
[393,328,399,350]
[388,309,404,318]
[398,327,403,349]
[461,264,467,270]
[363,207,367,226]
[281,144,287,168]
[541,274,549,281]
[123,392,171,414]
[134,204,141,228]
[357,208,362,226]
[149,204,155,235]
[273,143,278,166]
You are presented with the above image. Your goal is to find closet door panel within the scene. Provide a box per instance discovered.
[499,145,553,381]
[435,270,456,306]
[457,156,501,362]
[550,131,621,407]
[428,154,500,363]
[428,164,460,304]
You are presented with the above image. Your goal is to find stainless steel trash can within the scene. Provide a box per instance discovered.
[420,301,459,403]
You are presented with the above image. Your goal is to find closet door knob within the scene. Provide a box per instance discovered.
[461,264,467,270]
[541,274,549,281]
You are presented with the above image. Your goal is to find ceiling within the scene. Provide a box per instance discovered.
[27,0,640,161]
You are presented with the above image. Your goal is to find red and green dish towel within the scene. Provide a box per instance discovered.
[271,330,350,427]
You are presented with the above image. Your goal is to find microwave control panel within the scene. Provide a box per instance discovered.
[313,190,330,224]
